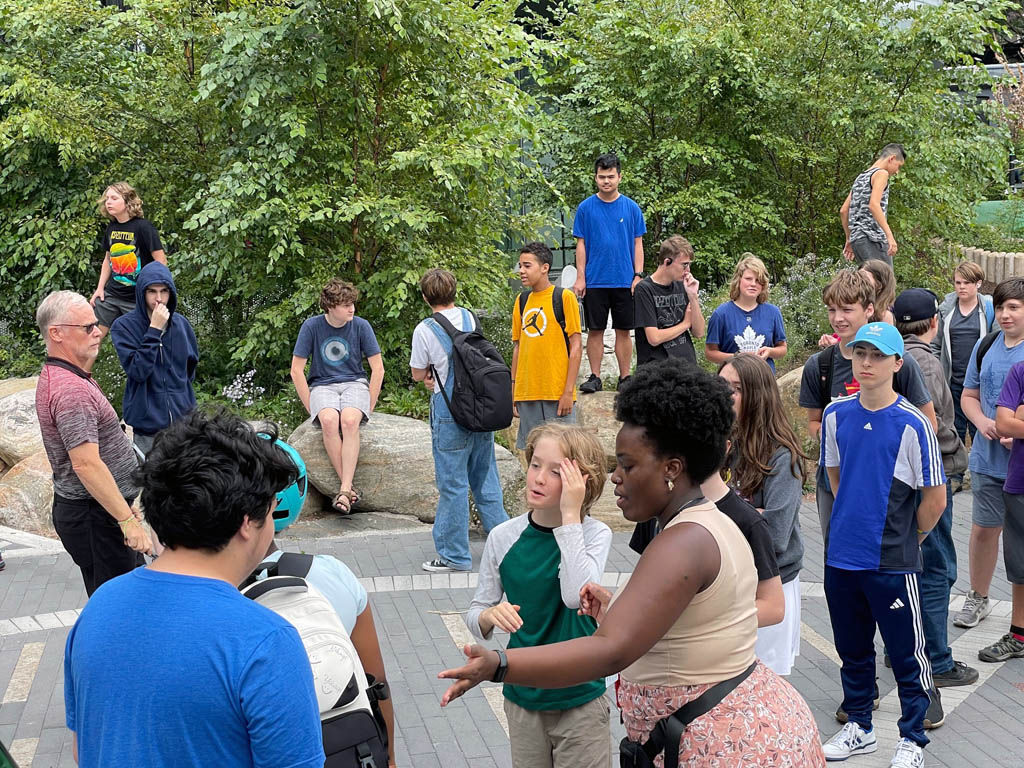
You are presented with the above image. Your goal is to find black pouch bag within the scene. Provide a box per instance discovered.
[619,661,757,768]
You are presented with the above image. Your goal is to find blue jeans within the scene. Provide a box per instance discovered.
[430,391,508,570]
[919,484,957,674]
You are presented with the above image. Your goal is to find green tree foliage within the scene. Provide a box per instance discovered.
[539,0,1012,284]
[0,0,549,394]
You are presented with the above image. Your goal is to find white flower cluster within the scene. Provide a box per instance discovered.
[221,369,265,408]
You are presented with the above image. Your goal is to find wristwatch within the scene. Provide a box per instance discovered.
[490,648,508,683]
[634,271,644,278]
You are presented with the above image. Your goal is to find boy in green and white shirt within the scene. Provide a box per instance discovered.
[466,422,612,767]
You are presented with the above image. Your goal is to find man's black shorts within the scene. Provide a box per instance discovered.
[583,287,634,330]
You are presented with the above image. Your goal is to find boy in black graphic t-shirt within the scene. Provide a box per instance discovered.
[633,236,705,366]
[90,182,165,336]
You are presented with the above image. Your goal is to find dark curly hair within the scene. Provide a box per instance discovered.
[615,360,735,484]
[136,409,298,553]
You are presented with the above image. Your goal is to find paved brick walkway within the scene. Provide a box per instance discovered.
[1,489,1023,767]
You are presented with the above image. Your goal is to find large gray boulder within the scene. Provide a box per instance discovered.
[0,450,55,537]
[0,378,43,467]
[288,413,525,523]
[575,390,620,471]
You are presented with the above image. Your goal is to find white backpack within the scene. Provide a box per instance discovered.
[242,553,389,768]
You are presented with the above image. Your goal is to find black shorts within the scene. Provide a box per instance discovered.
[583,287,634,330]
[52,494,144,596]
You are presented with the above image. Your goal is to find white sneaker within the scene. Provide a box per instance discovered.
[823,722,878,761]
[889,738,924,767]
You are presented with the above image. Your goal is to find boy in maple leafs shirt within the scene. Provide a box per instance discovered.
[705,254,787,371]
[799,269,936,540]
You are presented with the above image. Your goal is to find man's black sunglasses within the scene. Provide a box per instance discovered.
[55,322,101,334]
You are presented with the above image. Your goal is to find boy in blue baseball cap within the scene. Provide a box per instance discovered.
[820,322,948,768]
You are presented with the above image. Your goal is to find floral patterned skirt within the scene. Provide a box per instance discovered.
[618,661,826,767]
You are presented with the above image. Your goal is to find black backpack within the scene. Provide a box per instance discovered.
[517,288,570,353]
[974,329,1002,375]
[428,311,513,432]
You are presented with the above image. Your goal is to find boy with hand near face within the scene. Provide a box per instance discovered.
[820,323,946,768]
[633,235,705,367]
[511,243,583,451]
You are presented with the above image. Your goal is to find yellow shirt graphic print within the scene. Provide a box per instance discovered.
[512,286,582,402]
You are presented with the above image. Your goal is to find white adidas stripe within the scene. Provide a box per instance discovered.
[896,400,944,487]
[904,573,934,693]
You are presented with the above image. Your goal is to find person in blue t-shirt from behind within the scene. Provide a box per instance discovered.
[291,278,384,515]
[63,409,324,768]
[572,152,647,393]
[819,323,946,768]
[705,254,787,372]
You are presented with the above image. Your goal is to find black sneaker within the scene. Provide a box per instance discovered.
[617,375,632,389]
[579,374,602,394]
[834,682,880,723]
[0,550,5,572]
[924,688,944,729]
[933,660,979,687]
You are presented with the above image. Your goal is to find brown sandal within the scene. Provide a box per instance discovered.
[332,490,355,515]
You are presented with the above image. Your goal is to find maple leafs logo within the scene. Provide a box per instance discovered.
[733,325,765,353]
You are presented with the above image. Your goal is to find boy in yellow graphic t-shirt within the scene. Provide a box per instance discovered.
[511,243,583,450]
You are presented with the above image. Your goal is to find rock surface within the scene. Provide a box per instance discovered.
[0,379,43,467]
[0,450,55,537]
[575,390,620,471]
[289,413,525,523]
[777,366,817,480]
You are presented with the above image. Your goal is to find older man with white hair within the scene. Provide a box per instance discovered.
[34,291,151,596]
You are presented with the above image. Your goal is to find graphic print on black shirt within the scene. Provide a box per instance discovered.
[633,277,696,365]
[102,217,162,302]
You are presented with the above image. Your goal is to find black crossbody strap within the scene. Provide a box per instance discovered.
[643,661,757,768]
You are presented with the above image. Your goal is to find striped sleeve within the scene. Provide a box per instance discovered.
[897,400,945,488]
[821,403,840,468]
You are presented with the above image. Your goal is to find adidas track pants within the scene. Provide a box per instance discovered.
[824,565,933,747]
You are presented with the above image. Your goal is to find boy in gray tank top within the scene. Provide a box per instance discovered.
[840,143,906,268]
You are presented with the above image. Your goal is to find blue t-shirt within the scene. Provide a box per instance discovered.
[65,569,324,768]
[705,301,787,372]
[293,314,381,388]
[572,194,646,288]
[963,331,1024,479]
[255,550,368,633]
[821,394,945,572]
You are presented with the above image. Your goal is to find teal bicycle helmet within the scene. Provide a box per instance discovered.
[259,436,308,532]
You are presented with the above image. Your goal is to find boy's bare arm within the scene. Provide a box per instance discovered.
[367,353,384,412]
[290,356,311,413]
[916,484,947,539]
[805,407,824,439]
[997,406,1024,439]
[826,465,840,495]
[559,334,582,417]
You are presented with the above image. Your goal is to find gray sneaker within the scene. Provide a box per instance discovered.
[952,589,991,628]
[978,632,1024,663]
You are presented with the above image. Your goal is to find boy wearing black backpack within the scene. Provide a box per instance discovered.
[512,242,583,450]
[410,269,509,573]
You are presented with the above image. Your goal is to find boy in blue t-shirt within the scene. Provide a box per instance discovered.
[820,323,946,767]
[571,152,646,393]
[953,277,1024,632]
[290,278,384,514]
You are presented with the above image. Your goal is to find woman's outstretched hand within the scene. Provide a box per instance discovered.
[438,644,500,707]
[578,581,612,623]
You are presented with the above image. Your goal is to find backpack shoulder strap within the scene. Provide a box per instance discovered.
[431,311,460,339]
[552,288,569,353]
[818,345,837,409]
[976,329,1001,374]
[274,552,315,579]
[518,290,530,321]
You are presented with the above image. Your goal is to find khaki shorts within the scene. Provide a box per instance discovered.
[503,693,611,768]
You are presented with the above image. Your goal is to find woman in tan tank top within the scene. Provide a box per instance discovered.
[441,361,825,766]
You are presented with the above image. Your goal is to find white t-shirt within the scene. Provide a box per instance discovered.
[409,307,476,393]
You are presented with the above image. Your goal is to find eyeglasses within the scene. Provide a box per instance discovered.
[54,323,101,334]
[678,262,693,272]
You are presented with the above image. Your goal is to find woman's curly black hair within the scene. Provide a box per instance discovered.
[614,360,735,484]
[135,408,298,553]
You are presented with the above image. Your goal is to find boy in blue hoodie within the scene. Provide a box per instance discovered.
[110,262,199,456]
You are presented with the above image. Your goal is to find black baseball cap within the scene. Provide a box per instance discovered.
[893,288,939,323]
